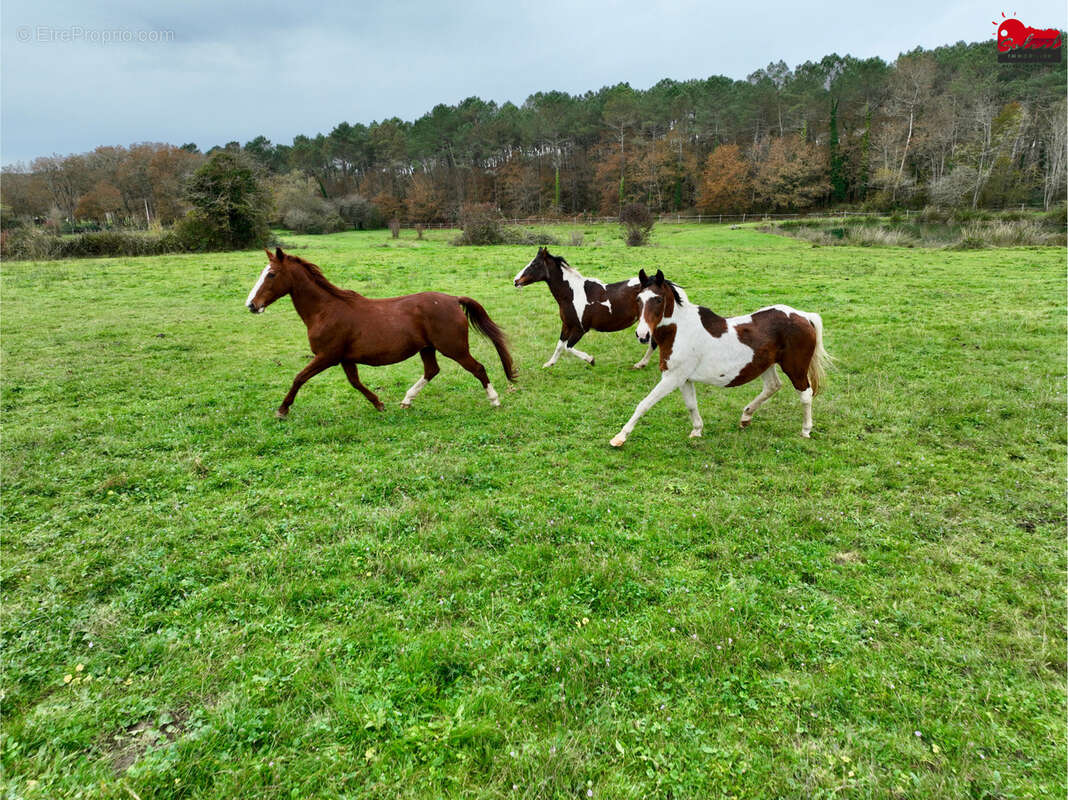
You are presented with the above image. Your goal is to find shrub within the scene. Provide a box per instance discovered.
[455,203,506,245]
[929,166,979,209]
[182,151,271,250]
[0,227,59,260]
[453,204,560,246]
[281,198,345,235]
[1044,203,1067,228]
[335,194,384,230]
[2,227,191,260]
[620,203,654,246]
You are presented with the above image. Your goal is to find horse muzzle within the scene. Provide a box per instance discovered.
[247,302,263,314]
[637,332,650,345]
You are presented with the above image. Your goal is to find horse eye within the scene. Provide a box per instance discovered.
[267,272,276,279]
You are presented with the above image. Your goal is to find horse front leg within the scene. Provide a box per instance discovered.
[543,338,567,368]
[277,353,337,417]
[633,339,656,369]
[564,330,594,366]
[342,360,385,411]
[610,373,685,447]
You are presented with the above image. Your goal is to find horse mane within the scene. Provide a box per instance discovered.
[667,281,687,305]
[553,254,582,278]
[284,254,360,301]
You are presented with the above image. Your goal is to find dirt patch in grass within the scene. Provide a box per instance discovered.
[105,709,190,774]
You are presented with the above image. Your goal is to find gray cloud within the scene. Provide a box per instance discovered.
[2,0,1062,164]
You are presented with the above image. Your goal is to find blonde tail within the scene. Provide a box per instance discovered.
[807,312,832,396]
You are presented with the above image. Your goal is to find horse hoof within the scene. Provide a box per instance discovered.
[609,435,626,448]
[374,402,385,412]
[588,358,595,367]
[801,430,811,438]
[689,429,703,439]
[739,417,751,428]
[399,401,411,409]
[542,362,553,369]
[275,409,288,419]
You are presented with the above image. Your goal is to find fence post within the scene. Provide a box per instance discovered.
[742,213,746,223]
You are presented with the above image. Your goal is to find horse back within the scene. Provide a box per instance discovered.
[334,292,468,366]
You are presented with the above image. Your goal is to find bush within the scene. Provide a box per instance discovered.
[2,227,191,260]
[0,227,59,260]
[620,203,654,246]
[455,203,507,245]
[182,151,271,250]
[930,167,979,209]
[1044,203,1067,228]
[281,198,345,235]
[453,204,560,246]
[335,194,384,230]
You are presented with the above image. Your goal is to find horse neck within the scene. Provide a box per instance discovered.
[546,263,581,302]
[287,264,355,325]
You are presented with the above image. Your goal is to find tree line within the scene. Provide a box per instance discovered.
[2,38,1065,231]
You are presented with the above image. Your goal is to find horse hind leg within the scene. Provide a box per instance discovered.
[798,387,814,438]
[680,380,703,438]
[451,352,499,407]
[740,367,782,428]
[401,347,440,409]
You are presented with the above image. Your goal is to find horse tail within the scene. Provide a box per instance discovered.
[458,298,518,382]
[806,312,833,396]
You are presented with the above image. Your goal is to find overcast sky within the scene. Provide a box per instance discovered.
[2,0,1065,165]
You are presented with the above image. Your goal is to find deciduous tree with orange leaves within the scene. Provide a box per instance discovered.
[696,144,751,214]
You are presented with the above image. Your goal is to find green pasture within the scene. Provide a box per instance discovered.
[2,223,1065,798]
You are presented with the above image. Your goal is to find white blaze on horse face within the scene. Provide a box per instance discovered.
[246,263,270,311]
[513,257,536,286]
[635,289,657,341]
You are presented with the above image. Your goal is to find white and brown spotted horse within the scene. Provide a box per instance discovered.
[610,269,831,447]
[512,247,656,369]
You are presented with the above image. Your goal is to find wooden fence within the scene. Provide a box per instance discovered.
[399,205,1048,229]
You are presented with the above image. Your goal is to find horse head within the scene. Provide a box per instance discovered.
[246,247,295,313]
[513,247,558,287]
[635,269,683,344]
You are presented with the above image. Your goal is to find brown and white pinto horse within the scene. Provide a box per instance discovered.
[513,247,656,369]
[610,269,831,447]
[246,248,517,417]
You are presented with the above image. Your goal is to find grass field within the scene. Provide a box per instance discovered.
[2,223,1065,799]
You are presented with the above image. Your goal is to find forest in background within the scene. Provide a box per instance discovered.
[2,38,1065,231]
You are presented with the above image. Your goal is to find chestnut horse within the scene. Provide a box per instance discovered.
[513,247,656,369]
[246,248,517,417]
[610,269,831,447]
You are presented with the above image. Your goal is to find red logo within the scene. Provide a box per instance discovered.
[994,14,1061,51]
[994,13,1062,62]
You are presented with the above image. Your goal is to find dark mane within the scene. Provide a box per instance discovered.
[284,253,360,301]
[667,282,684,305]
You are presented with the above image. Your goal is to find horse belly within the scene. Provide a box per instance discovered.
[689,334,762,387]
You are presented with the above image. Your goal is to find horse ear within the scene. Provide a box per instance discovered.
[638,268,649,286]
[654,269,665,286]
[275,247,284,260]
[265,248,273,259]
